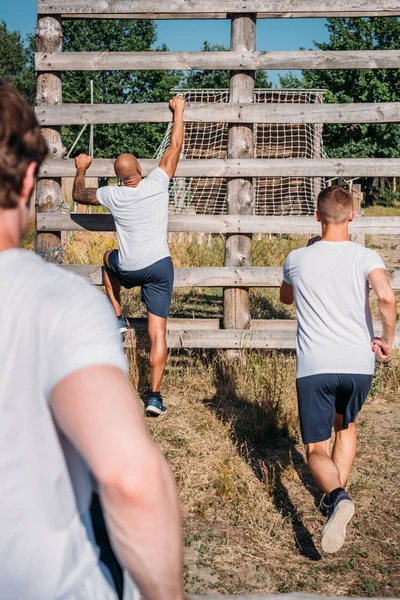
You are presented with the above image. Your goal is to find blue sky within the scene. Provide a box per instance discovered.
[1,1,330,85]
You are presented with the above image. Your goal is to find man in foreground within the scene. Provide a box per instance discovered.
[0,80,185,600]
[280,186,396,553]
[73,95,186,417]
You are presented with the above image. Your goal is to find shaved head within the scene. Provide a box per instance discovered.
[114,153,141,182]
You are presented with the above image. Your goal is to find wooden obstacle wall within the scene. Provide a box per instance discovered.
[35,0,400,349]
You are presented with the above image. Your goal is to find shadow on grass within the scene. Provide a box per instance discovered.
[203,356,322,562]
[250,291,295,320]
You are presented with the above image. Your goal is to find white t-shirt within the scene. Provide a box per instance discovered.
[97,167,171,271]
[283,241,386,379]
[0,249,127,600]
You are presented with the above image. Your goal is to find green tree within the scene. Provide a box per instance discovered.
[0,21,35,103]
[279,18,400,158]
[62,20,181,158]
[183,42,271,89]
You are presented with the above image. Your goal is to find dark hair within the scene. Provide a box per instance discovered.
[317,186,353,224]
[0,79,48,209]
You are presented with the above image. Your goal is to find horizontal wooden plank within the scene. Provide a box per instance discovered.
[125,328,297,349]
[37,0,400,18]
[127,318,220,331]
[62,263,400,289]
[35,50,400,72]
[38,214,400,235]
[35,102,400,126]
[62,265,284,287]
[124,322,400,349]
[39,158,400,179]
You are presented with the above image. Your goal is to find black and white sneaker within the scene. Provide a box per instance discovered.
[321,490,355,553]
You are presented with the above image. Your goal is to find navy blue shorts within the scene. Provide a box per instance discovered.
[296,373,373,444]
[107,251,174,319]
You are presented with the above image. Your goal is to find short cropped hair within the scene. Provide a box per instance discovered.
[0,79,48,209]
[317,186,353,224]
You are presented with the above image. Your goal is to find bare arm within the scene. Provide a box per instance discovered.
[280,280,294,305]
[159,96,186,179]
[51,366,184,600]
[368,268,396,360]
[72,154,100,206]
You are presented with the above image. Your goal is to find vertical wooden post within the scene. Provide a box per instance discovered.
[36,16,65,263]
[223,14,256,330]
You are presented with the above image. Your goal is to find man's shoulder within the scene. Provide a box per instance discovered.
[286,246,308,263]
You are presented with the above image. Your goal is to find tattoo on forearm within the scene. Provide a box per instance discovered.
[73,173,99,206]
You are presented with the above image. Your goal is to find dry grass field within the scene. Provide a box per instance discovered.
[27,219,400,597]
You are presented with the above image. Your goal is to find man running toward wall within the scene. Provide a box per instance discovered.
[280,186,396,553]
[73,95,186,417]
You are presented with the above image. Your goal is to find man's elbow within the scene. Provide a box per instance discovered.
[280,296,293,305]
[378,290,396,306]
[98,453,166,505]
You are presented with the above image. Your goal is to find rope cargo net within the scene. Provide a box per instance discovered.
[154,88,326,216]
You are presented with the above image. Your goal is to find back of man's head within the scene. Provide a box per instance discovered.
[114,153,141,182]
[317,186,353,224]
[0,79,47,209]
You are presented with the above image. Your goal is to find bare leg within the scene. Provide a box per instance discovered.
[306,439,342,495]
[147,312,167,392]
[104,250,122,317]
[332,414,357,488]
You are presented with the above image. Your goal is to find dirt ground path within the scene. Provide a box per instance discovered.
[173,394,400,597]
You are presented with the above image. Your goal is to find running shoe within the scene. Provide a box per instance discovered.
[117,316,127,334]
[145,395,167,417]
[321,490,355,553]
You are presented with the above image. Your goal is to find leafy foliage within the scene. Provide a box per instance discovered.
[62,20,180,158]
[0,21,35,103]
[183,42,271,89]
[279,18,400,159]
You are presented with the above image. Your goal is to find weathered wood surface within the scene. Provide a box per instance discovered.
[61,265,284,287]
[37,214,400,236]
[36,15,65,265]
[35,50,400,72]
[37,0,400,18]
[127,318,220,331]
[224,13,255,331]
[123,322,400,349]
[35,102,400,126]
[39,158,400,178]
[61,264,400,289]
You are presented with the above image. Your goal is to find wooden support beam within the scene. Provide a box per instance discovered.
[39,158,400,179]
[60,264,400,289]
[35,101,400,126]
[35,50,400,72]
[61,265,284,287]
[37,214,400,236]
[37,0,400,18]
[224,13,255,331]
[123,321,400,349]
[35,15,66,265]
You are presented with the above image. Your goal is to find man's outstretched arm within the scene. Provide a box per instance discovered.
[51,366,184,600]
[73,154,100,206]
[368,268,396,360]
[159,95,186,179]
